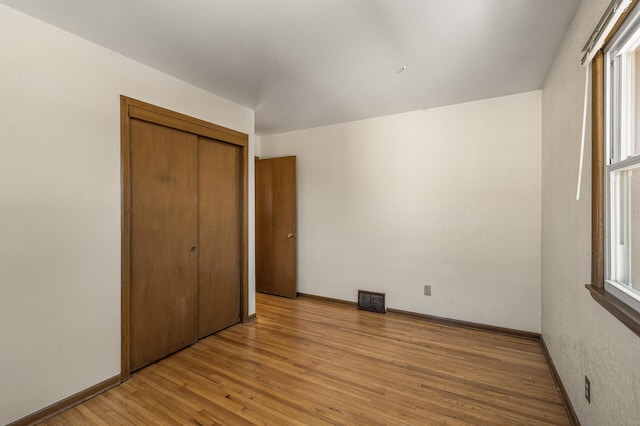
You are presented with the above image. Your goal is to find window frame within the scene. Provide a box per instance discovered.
[586,0,640,337]
[603,11,640,313]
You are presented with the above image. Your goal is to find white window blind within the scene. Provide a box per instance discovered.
[576,0,634,201]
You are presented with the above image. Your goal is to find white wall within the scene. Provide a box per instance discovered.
[541,0,640,424]
[260,91,542,333]
[0,5,255,424]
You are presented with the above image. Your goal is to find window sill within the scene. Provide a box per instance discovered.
[585,284,640,338]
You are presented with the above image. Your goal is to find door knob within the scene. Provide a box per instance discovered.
[286,233,297,238]
[190,245,199,252]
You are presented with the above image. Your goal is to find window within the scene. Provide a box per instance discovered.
[604,6,640,314]
[586,0,640,337]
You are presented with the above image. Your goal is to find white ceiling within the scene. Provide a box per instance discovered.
[1,0,581,135]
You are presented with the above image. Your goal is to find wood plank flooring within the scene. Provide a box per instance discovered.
[39,293,569,425]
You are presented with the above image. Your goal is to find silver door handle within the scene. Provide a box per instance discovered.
[286,233,297,238]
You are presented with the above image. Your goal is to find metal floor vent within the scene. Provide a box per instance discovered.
[358,290,386,313]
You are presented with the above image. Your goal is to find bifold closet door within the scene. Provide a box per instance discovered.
[198,137,242,337]
[130,119,198,371]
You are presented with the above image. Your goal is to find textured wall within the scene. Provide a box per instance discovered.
[0,5,255,424]
[541,0,640,424]
[261,91,542,333]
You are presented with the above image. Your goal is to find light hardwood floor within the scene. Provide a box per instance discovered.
[40,293,569,425]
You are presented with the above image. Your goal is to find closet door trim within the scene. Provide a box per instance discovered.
[120,96,249,380]
[129,104,247,147]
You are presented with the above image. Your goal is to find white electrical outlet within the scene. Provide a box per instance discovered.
[424,285,431,296]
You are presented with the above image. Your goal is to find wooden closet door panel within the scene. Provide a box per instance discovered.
[197,137,242,337]
[130,119,198,371]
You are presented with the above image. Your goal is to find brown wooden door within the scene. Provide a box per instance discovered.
[130,119,198,371]
[197,137,242,337]
[122,96,249,378]
[255,156,297,298]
